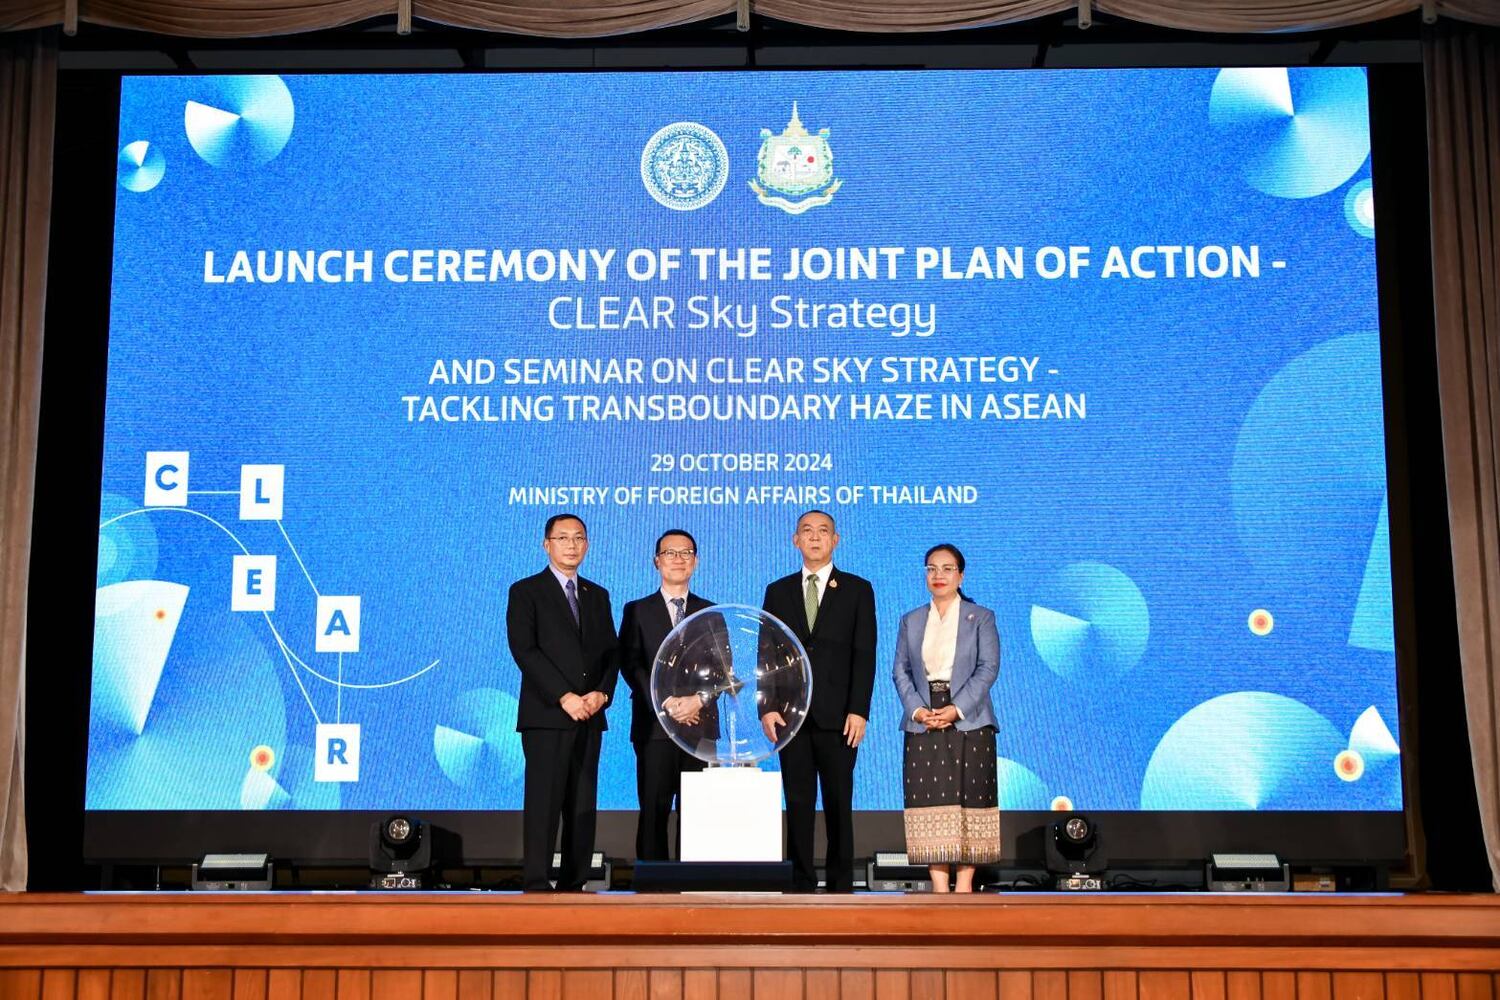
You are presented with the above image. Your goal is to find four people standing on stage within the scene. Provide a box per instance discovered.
[891,544,1002,893]
[506,513,619,892]
[618,529,715,861]
[508,513,1002,893]
[760,510,878,893]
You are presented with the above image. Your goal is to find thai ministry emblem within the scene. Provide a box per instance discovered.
[641,122,730,211]
[750,103,841,215]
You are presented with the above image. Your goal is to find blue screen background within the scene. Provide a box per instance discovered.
[88,69,1401,814]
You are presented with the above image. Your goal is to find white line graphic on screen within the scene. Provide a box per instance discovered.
[99,506,323,723]
[101,480,441,721]
[276,518,321,597]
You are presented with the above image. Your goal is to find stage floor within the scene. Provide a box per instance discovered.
[1,893,1497,999]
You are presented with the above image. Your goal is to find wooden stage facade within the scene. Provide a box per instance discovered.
[0,894,1497,999]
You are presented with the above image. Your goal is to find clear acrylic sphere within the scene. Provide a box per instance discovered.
[649,604,811,765]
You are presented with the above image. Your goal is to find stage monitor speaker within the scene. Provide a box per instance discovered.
[1207,853,1290,892]
[867,852,932,892]
[550,851,612,891]
[191,853,272,891]
[633,860,795,893]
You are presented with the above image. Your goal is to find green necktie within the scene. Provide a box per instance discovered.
[804,573,819,631]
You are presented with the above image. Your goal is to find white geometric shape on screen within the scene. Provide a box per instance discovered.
[1345,178,1375,238]
[1209,67,1370,200]
[91,579,189,736]
[117,140,165,193]
[240,766,291,809]
[1349,705,1400,763]
[144,451,189,507]
[995,756,1051,810]
[1349,491,1394,652]
[185,76,295,168]
[1214,67,1295,119]
[231,554,277,612]
[315,723,360,782]
[434,725,486,785]
[1030,606,1089,660]
[432,688,524,799]
[186,100,239,132]
[1029,561,1150,681]
[316,595,361,653]
[239,464,284,521]
[1140,691,1344,809]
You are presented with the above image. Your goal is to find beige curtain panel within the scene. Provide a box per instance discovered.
[1098,0,1424,33]
[411,0,734,37]
[752,0,1070,33]
[0,27,54,892]
[1428,22,1500,889]
[1,0,1498,37]
[76,0,391,38]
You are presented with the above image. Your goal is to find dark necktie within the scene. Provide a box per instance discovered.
[565,578,580,625]
[671,596,686,626]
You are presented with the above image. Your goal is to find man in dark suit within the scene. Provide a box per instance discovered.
[760,509,876,892]
[618,529,716,861]
[506,512,618,891]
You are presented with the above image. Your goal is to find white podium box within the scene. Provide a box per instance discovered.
[680,767,783,862]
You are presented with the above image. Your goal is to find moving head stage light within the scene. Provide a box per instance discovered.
[1047,814,1108,891]
[369,816,431,889]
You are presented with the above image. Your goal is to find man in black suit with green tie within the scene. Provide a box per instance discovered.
[760,509,877,892]
[618,529,717,861]
[506,513,618,891]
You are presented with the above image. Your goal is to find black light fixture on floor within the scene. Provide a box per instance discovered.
[1045,813,1107,891]
[369,815,432,889]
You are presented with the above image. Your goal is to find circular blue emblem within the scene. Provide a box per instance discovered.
[641,122,729,211]
[117,140,166,193]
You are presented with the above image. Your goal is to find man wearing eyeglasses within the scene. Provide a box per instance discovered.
[618,529,717,861]
[506,512,618,891]
[760,509,877,892]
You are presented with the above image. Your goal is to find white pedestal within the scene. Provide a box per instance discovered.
[679,767,783,862]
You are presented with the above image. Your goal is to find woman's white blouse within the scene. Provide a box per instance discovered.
[920,600,960,682]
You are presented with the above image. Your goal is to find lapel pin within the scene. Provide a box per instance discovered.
[966,613,975,621]
[828,578,839,589]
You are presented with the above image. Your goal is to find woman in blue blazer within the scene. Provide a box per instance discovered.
[891,543,1001,892]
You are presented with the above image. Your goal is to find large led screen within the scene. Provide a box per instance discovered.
[90,69,1400,816]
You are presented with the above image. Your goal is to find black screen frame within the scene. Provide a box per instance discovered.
[30,51,1436,879]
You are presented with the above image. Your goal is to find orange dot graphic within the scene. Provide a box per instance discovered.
[250,745,275,771]
[1248,609,1274,636]
[1334,748,1364,782]
[154,609,166,621]
[1050,796,1074,812]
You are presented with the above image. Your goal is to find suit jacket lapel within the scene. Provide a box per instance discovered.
[648,593,674,649]
[811,568,840,637]
[577,578,593,638]
[951,608,975,688]
[543,568,582,639]
[905,610,928,703]
[778,574,811,642]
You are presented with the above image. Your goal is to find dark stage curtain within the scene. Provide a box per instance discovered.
[0,27,54,891]
[1428,21,1500,889]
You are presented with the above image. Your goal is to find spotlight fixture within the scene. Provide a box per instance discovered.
[1045,813,1107,891]
[369,815,432,889]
